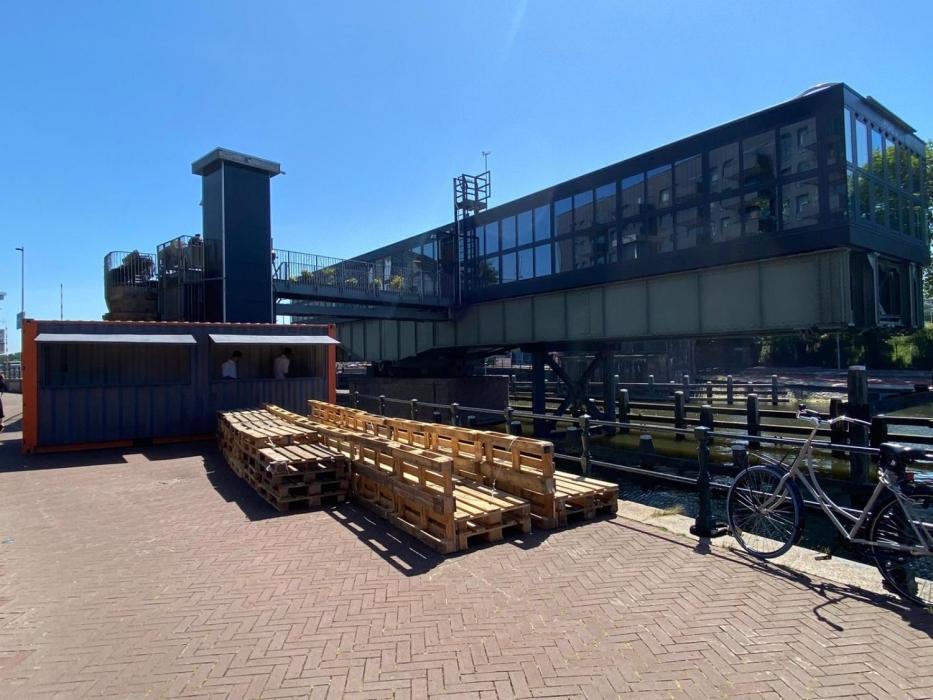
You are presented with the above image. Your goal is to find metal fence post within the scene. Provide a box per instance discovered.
[504,406,514,434]
[690,426,728,538]
[648,374,655,397]
[410,398,419,421]
[682,373,691,403]
[699,404,715,443]
[353,389,360,409]
[829,397,846,459]
[726,375,734,405]
[580,414,592,475]
[731,441,748,469]
[378,394,386,416]
[706,381,713,402]
[432,409,443,423]
[771,374,779,406]
[450,402,460,427]
[848,365,870,485]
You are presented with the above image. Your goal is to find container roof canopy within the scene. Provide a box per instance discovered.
[208,334,338,345]
[35,333,196,344]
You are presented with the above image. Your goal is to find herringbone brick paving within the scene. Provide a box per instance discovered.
[0,431,931,698]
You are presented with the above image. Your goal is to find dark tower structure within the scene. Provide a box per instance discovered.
[191,148,282,323]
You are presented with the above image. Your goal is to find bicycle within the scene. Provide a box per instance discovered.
[726,405,933,607]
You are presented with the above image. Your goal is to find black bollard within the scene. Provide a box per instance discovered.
[617,388,630,435]
[674,391,686,441]
[690,426,728,538]
[580,415,592,475]
[746,394,760,449]
[848,365,870,485]
[731,441,748,469]
[410,398,419,421]
[639,434,655,468]
[726,375,734,405]
[510,420,523,436]
[870,416,888,448]
[771,374,779,406]
[353,389,361,409]
[829,397,846,459]
[450,402,460,427]
[682,374,691,403]
[378,394,386,416]
[699,404,715,444]
[706,381,713,402]
[648,374,656,396]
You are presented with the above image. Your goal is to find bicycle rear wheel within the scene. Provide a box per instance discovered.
[869,496,933,607]
[727,466,803,559]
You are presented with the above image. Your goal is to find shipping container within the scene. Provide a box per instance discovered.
[21,320,337,453]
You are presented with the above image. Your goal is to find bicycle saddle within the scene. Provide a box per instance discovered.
[880,443,932,477]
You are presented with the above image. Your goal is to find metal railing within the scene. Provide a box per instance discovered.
[103,250,157,297]
[157,235,206,276]
[273,249,452,301]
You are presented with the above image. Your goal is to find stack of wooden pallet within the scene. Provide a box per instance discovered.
[306,401,618,529]
[217,410,350,512]
[270,401,618,544]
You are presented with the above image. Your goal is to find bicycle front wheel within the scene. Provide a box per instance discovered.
[869,496,933,607]
[727,465,803,559]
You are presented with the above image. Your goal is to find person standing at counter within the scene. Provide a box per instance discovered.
[221,351,242,379]
[273,347,292,379]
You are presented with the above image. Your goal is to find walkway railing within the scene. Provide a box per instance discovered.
[273,249,451,302]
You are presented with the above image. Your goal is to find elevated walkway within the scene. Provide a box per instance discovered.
[273,249,452,320]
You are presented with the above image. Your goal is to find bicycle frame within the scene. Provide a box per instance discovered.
[757,417,933,556]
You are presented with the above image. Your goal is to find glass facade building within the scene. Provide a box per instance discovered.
[355,84,927,327]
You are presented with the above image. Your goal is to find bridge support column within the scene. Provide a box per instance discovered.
[532,350,548,438]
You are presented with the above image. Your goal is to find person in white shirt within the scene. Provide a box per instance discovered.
[273,347,292,379]
[221,350,242,379]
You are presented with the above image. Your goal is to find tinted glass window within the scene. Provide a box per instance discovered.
[781,178,820,230]
[911,150,923,196]
[857,172,870,220]
[828,169,847,219]
[896,145,911,191]
[620,173,644,218]
[501,252,517,283]
[779,118,817,175]
[518,248,533,280]
[710,198,741,242]
[884,138,897,185]
[855,119,869,168]
[872,182,886,225]
[675,207,704,250]
[743,131,776,185]
[534,244,552,276]
[534,205,551,241]
[744,189,777,234]
[554,197,573,236]
[573,190,594,230]
[709,143,739,194]
[620,221,643,259]
[645,164,672,211]
[595,183,616,223]
[484,221,499,253]
[870,128,884,177]
[478,257,499,287]
[844,110,854,164]
[517,210,533,246]
[474,227,484,257]
[573,232,608,269]
[675,154,703,201]
[501,216,516,250]
[555,237,574,272]
[647,213,674,253]
[888,190,900,232]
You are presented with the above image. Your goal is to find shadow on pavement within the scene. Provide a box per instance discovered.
[609,517,933,636]
[327,504,444,576]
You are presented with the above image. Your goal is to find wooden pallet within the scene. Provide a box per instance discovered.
[553,471,619,526]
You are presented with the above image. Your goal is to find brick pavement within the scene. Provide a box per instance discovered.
[0,414,932,698]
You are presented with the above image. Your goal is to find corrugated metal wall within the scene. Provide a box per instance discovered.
[32,321,331,448]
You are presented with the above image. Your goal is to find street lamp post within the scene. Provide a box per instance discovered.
[15,247,24,329]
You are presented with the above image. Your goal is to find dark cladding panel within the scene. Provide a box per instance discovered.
[200,166,225,321]
[222,163,274,323]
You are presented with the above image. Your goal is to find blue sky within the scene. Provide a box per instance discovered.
[1,1,931,352]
